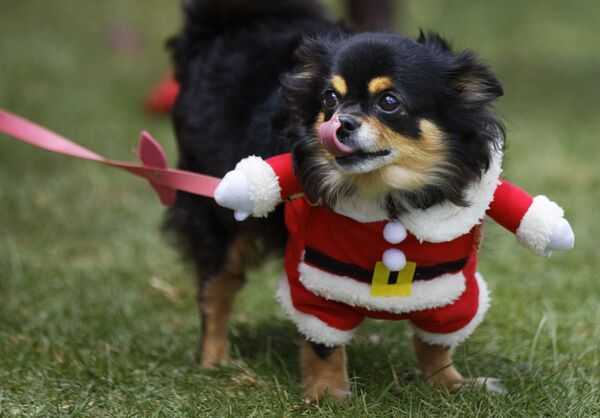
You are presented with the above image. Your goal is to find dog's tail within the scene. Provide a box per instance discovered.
[169,0,326,81]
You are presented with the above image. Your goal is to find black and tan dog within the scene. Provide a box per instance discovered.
[165,0,572,401]
[166,0,499,395]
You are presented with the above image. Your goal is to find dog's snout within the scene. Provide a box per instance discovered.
[337,115,361,138]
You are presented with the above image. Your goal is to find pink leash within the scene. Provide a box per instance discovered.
[0,109,221,205]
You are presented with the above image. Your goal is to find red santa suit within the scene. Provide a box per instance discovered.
[222,151,567,347]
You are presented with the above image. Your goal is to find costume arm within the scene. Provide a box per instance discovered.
[264,153,302,200]
[487,179,573,256]
[214,153,301,219]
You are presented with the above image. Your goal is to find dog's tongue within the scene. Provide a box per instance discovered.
[318,115,355,157]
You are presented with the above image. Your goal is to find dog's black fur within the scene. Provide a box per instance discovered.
[166,0,503,296]
[165,0,340,279]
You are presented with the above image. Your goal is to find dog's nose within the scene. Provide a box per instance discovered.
[337,115,361,139]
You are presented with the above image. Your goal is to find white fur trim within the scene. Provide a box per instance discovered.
[399,150,503,243]
[298,262,466,314]
[331,195,387,223]
[276,277,354,347]
[330,150,503,243]
[412,273,490,347]
[235,156,281,217]
[516,195,565,257]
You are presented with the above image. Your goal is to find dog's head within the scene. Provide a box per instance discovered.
[282,32,504,214]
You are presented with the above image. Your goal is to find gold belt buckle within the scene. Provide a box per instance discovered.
[370,261,417,297]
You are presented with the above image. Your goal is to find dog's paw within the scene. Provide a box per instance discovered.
[303,386,352,404]
[192,346,230,369]
[199,355,229,369]
[454,377,508,395]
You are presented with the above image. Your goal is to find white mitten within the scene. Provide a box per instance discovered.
[214,169,254,221]
[516,196,575,257]
[543,218,575,256]
[214,155,282,221]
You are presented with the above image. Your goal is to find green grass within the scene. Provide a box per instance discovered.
[1,0,599,416]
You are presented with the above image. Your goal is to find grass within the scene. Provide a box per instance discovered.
[1,0,599,416]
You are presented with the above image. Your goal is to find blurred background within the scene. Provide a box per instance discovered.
[1,0,599,415]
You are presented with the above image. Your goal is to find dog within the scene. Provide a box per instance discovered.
[166,0,573,402]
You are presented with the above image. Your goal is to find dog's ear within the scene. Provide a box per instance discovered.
[281,36,334,122]
[418,31,503,105]
[417,30,452,53]
[448,51,504,105]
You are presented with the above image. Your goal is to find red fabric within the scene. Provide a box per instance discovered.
[145,73,180,114]
[287,253,481,334]
[487,179,534,233]
[408,255,479,333]
[282,196,482,333]
[265,153,302,199]
[301,204,478,269]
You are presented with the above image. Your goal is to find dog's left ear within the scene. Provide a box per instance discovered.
[417,30,452,53]
[418,31,503,105]
[448,51,504,105]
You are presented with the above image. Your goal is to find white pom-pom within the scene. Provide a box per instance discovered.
[382,249,406,271]
[383,221,407,244]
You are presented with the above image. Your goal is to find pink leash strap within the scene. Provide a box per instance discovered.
[0,109,221,206]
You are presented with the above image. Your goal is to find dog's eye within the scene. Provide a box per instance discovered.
[378,94,401,113]
[322,90,338,109]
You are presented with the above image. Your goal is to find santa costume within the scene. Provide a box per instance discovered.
[214,151,574,347]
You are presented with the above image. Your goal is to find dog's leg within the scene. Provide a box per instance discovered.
[413,334,464,392]
[300,339,351,402]
[198,270,244,368]
[198,236,251,368]
[413,335,507,394]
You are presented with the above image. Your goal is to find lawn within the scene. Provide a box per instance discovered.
[1,0,599,416]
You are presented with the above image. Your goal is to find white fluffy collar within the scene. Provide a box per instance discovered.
[331,150,503,243]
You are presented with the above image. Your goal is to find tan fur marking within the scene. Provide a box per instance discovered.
[368,76,394,94]
[456,77,490,101]
[331,75,348,96]
[199,236,258,368]
[307,117,450,204]
[200,271,243,368]
[300,340,350,403]
[351,118,448,192]
[315,111,325,124]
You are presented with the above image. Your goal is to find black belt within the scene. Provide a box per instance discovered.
[304,247,468,284]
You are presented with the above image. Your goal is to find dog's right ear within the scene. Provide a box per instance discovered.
[281,36,335,123]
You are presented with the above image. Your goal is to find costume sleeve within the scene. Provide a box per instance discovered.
[232,153,301,217]
[265,153,302,199]
[487,179,565,256]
